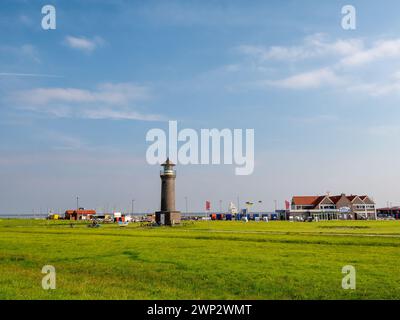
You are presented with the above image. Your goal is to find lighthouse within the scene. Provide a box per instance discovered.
[155,158,181,225]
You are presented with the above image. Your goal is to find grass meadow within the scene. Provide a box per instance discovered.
[0,218,399,299]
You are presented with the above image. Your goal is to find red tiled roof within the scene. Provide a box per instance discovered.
[65,210,96,215]
[329,195,342,204]
[347,195,358,201]
[292,194,375,208]
[292,196,324,206]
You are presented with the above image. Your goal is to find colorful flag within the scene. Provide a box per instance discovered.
[285,200,290,210]
[206,201,211,211]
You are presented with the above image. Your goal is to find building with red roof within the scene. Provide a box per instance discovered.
[290,193,376,220]
[65,209,96,220]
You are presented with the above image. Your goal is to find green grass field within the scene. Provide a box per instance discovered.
[0,218,399,300]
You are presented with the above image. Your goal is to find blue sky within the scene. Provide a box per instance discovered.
[1,0,400,213]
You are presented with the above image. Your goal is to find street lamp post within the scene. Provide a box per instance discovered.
[131,199,135,215]
[390,202,393,218]
[185,196,188,215]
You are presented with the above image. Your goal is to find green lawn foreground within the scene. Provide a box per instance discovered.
[0,218,399,299]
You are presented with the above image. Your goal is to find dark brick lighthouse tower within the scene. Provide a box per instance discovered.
[155,158,181,225]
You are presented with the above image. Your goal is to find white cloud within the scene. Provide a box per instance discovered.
[238,34,363,62]
[64,36,105,53]
[347,71,400,96]
[16,83,148,106]
[13,83,149,105]
[9,82,163,121]
[339,39,400,67]
[81,108,163,121]
[237,34,400,96]
[266,68,344,89]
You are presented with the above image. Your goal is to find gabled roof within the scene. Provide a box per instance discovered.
[292,194,375,207]
[360,195,375,204]
[292,196,325,206]
[65,209,96,215]
[329,195,345,204]
[330,194,368,203]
